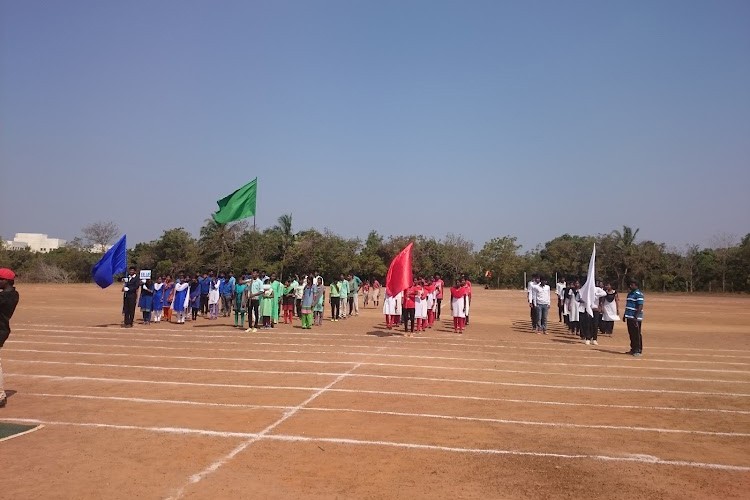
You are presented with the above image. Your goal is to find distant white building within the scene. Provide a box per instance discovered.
[5,233,66,253]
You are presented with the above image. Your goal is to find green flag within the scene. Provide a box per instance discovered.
[213,178,258,224]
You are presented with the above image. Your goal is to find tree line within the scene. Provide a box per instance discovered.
[2,217,748,293]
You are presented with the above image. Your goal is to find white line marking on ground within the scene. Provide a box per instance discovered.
[6,359,344,377]
[262,434,750,472]
[13,333,750,365]
[11,393,749,437]
[24,393,293,410]
[14,324,750,354]
[8,372,750,398]
[300,407,750,437]
[13,332,750,360]
[9,348,357,366]
[7,358,749,386]
[4,418,257,438]
[9,344,750,373]
[22,391,749,416]
[9,374,319,391]
[166,363,363,500]
[3,419,748,472]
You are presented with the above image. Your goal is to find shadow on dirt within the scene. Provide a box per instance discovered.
[366,330,404,337]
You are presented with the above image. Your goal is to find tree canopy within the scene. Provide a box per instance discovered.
[2,218,748,292]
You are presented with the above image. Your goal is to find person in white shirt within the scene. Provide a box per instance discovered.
[294,275,306,318]
[600,282,620,335]
[565,280,581,336]
[243,269,265,332]
[583,281,608,345]
[533,277,552,334]
[555,276,566,323]
[527,274,540,331]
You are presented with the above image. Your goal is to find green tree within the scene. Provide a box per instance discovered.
[356,231,388,281]
[269,214,295,280]
[199,218,248,273]
[538,234,595,279]
[610,225,640,289]
[476,236,522,288]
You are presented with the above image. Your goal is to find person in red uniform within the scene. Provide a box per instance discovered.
[0,268,20,408]
[403,281,419,336]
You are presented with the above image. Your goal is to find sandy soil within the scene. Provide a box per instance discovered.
[1,285,748,499]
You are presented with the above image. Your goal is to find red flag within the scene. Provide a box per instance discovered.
[386,242,413,296]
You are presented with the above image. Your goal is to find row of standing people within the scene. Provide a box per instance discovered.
[383,274,472,335]
[127,269,378,331]
[528,275,645,356]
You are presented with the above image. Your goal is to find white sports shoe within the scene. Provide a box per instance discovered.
[584,340,591,345]
[592,340,598,345]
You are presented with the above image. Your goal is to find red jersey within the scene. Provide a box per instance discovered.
[404,286,422,308]
[434,279,444,299]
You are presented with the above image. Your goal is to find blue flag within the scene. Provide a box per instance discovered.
[92,235,127,288]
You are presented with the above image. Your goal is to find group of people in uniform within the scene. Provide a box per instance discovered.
[122,268,381,331]
[527,274,645,356]
[382,273,473,336]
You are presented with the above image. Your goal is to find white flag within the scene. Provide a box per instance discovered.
[579,244,597,317]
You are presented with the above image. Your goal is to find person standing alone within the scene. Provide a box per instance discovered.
[0,268,20,408]
[623,279,645,357]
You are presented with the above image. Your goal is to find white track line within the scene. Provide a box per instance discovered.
[166,362,362,500]
[5,418,257,438]
[6,358,749,386]
[8,373,750,398]
[11,337,750,370]
[4,418,748,472]
[9,348,356,366]
[9,344,750,370]
[13,332,750,360]
[24,393,292,410]
[263,434,750,472]
[22,391,749,415]
[15,324,750,353]
[300,407,750,437]
[18,392,746,436]
[8,374,319,391]
[7,350,750,387]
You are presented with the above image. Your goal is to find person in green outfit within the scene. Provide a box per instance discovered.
[234,275,249,328]
[260,278,274,328]
[270,273,284,327]
[348,273,362,316]
[338,274,350,319]
[313,277,326,326]
[329,280,341,321]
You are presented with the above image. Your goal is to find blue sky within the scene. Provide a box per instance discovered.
[1,0,748,251]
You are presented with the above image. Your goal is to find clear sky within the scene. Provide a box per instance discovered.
[1,0,748,252]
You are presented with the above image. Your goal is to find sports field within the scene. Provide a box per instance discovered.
[2,285,749,499]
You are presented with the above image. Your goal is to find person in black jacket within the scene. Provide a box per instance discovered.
[0,267,20,408]
[122,267,139,328]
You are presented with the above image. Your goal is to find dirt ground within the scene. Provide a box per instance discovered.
[1,285,749,499]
